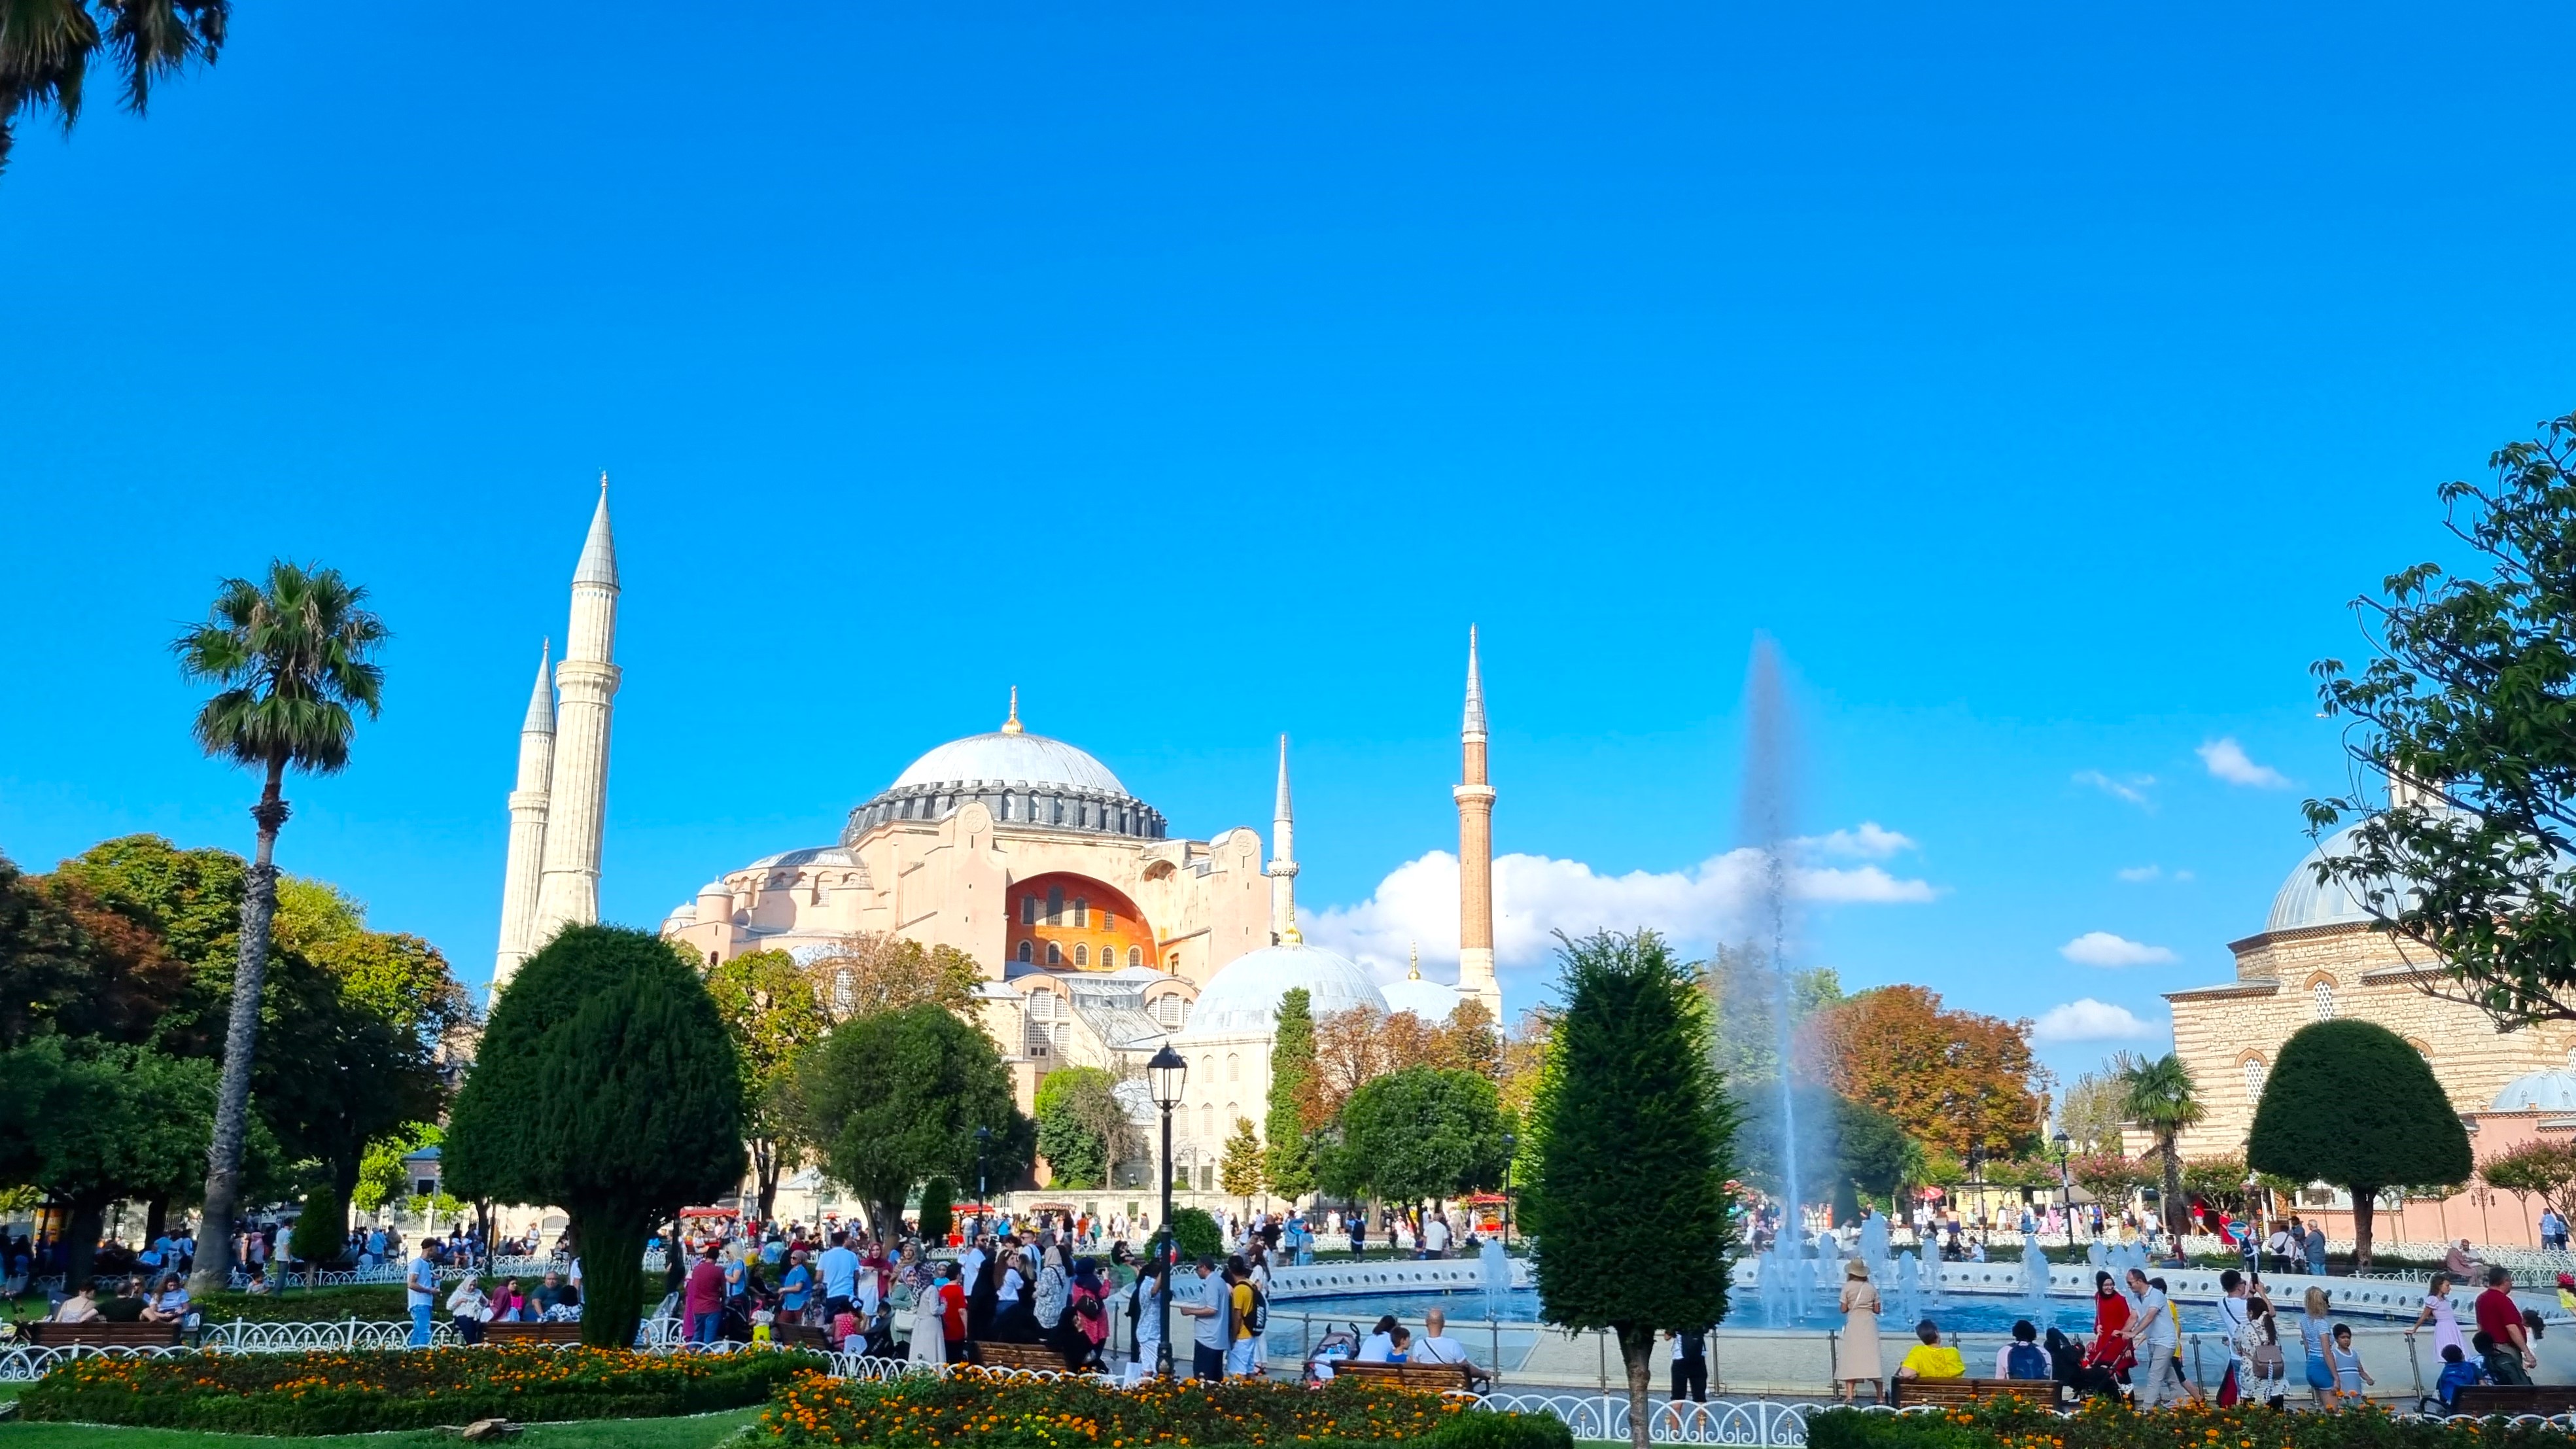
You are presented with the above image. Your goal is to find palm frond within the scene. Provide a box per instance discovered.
[95,0,223,114]
[0,0,101,131]
[173,560,389,776]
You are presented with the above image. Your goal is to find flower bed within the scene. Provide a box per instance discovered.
[760,1368,1574,1449]
[16,1344,822,1436]
[1809,1399,2576,1449]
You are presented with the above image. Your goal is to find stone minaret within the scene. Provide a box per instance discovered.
[491,640,556,996]
[1454,627,1503,1017]
[1268,734,1298,943]
[527,478,622,962]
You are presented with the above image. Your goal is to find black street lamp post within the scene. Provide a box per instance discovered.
[1146,1044,1189,1379]
[1501,1131,1518,1250]
[2051,1128,2075,1243]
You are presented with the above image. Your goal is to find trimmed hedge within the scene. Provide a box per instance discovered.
[18,1345,820,1436]
[1809,1399,2576,1449]
[761,1366,1573,1448]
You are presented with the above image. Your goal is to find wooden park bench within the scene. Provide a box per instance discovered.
[1329,1359,1487,1395]
[483,1320,586,1346]
[2446,1385,2576,1417]
[1888,1377,2063,1410]
[20,1320,183,1349]
[769,1323,835,1351]
[967,1340,1081,1373]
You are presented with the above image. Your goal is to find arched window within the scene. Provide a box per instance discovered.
[1199,1104,1214,1137]
[1074,944,1089,967]
[1016,941,1032,964]
[1227,1053,1240,1082]
[1200,1055,1214,1081]
[1153,994,1184,1027]
[707,951,718,968]
[1102,910,1115,930]
[1047,942,1062,966]
[1128,947,1143,969]
[1021,897,1037,925]
[1047,887,1064,924]
[2241,1056,2266,1100]
[1030,990,1054,1019]
[2312,982,2337,1021]
[1074,898,1088,928]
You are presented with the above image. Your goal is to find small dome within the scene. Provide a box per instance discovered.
[2267,822,2418,933]
[1178,941,1387,1036]
[2492,1070,2576,1112]
[1381,972,1463,1022]
[891,732,1128,797]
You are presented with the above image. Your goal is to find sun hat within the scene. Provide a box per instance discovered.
[1844,1259,1871,1280]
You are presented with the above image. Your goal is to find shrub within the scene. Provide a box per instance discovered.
[286,1183,343,1265]
[1429,1406,1577,1449]
[1806,1398,2576,1449]
[918,1177,954,1241]
[1170,1206,1223,1260]
[761,1365,1488,1446]
[18,1345,817,1435]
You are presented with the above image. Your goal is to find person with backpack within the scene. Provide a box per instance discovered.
[1225,1254,1266,1377]
[1995,1319,2049,1379]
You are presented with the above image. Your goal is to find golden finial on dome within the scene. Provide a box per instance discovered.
[1408,941,1421,980]
[1001,686,1023,735]
[1281,905,1302,945]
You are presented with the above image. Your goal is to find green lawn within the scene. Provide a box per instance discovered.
[0,1406,761,1448]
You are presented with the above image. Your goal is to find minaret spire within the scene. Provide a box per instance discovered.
[527,480,624,969]
[1453,627,1502,1017]
[1268,733,1300,945]
[493,640,557,998]
[1001,686,1023,735]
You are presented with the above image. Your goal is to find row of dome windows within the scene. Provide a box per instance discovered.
[1020,892,1116,929]
[1021,986,1188,1028]
[889,792,1150,833]
[1018,940,1147,968]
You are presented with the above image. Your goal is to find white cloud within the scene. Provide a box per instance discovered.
[1304,846,1940,983]
[2074,770,2155,808]
[2032,998,2161,1045]
[2115,865,2162,882]
[2059,931,2179,968]
[2199,737,2291,789]
[1799,822,1917,860]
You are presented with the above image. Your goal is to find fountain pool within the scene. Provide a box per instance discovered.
[1272,1285,2267,1336]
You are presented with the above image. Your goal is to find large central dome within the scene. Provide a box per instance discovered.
[843,701,1166,845]
[890,731,1129,796]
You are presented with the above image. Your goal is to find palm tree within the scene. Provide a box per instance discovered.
[175,561,386,1296]
[2117,1051,2205,1239]
[1,0,230,175]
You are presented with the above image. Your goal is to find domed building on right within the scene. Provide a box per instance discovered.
[2164,816,2576,1247]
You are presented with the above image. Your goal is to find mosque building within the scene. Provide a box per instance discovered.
[490,489,1503,1198]
[2160,787,2576,1247]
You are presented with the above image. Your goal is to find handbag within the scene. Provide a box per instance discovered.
[2251,1342,2286,1375]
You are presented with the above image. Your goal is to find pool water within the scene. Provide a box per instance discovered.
[1274,1286,2358,1339]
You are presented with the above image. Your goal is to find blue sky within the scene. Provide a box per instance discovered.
[5,1,2571,1087]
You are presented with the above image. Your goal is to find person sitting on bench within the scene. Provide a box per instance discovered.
[1897,1320,1964,1381]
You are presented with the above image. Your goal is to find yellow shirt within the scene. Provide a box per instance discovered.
[1232,1282,1255,1341]
[1902,1344,1966,1379]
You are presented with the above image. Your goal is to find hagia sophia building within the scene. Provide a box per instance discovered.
[487,484,1503,1200]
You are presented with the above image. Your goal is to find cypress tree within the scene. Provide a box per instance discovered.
[918,1177,954,1242]
[1264,986,1317,1201]
[445,926,745,1348]
[2247,1018,2471,1269]
[1523,930,1737,1449]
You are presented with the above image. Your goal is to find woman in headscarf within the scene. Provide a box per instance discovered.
[967,1249,1000,1342]
[1052,1257,1107,1370]
[2085,1271,2135,1385]
[1035,1243,1070,1335]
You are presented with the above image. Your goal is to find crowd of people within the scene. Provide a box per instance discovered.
[1826,1257,2558,1412]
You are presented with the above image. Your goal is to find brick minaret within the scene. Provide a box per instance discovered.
[1454,627,1503,1017]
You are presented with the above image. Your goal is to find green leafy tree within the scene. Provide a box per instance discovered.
[918,1177,954,1241]
[1264,987,1317,1200]
[2115,1051,2205,1236]
[2481,1140,2576,1226]
[2305,411,2576,1028]
[1704,948,1842,1084]
[1221,1117,1266,1212]
[3,1038,234,1285]
[1033,1066,1123,1190]
[1169,1205,1222,1260]
[2057,1066,2131,1155]
[1323,1066,1508,1210]
[352,1121,443,1213]
[2247,1019,2474,1268]
[273,877,473,1043]
[444,924,746,1348]
[0,849,190,1049]
[1731,1083,1915,1219]
[288,1181,345,1271]
[0,0,229,175]
[1523,930,1737,1449]
[793,1002,1032,1230]
[173,561,387,1297]
[702,948,831,1221]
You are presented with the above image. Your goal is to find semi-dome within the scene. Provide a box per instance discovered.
[1179,939,1387,1036]
[2492,1069,2576,1112]
[746,845,863,871]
